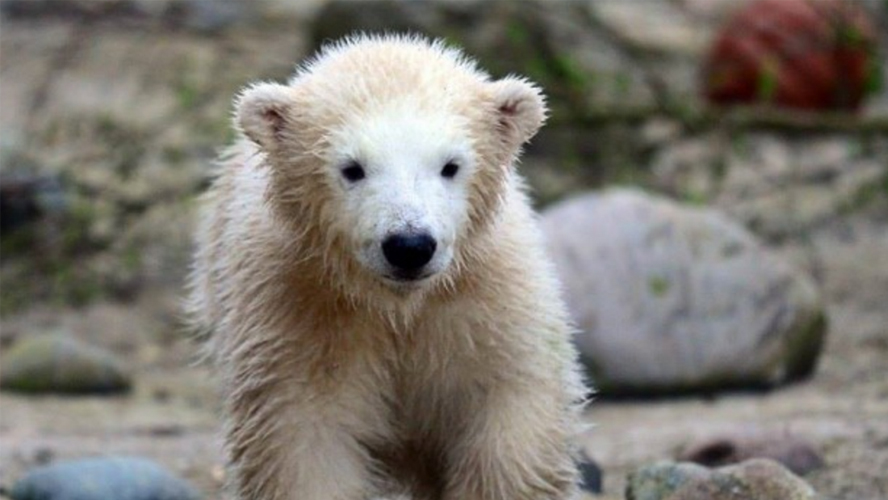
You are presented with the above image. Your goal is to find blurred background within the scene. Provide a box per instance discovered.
[0,0,886,499]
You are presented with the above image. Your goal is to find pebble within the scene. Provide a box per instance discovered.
[9,456,200,500]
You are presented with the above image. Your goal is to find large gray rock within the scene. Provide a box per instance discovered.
[9,456,200,500]
[626,459,817,500]
[0,334,132,394]
[541,189,826,395]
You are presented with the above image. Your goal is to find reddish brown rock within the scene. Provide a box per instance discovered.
[703,0,878,111]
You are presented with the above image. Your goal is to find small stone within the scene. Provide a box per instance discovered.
[0,173,66,233]
[167,0,248,33]
[640,118,683,149]
[0,326,19,349]
[577,451,603,494]
[0,334,132,395]
[651,135,724,202]
[590,0,710,55]
[626,459,817,500]
[679,432,824,476]
[32,447,55,466]
[9,456,200,500]
[152,386,172,402]
[148,424,185,437]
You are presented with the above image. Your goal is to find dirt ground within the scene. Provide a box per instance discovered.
[1,212,887,500]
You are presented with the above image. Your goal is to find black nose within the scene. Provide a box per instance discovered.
[382,233,437,273]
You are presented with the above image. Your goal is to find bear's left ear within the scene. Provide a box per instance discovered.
[489,77,548,147]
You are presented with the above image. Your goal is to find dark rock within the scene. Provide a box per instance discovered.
[679,432,824,476]
[0,174,66,234]
[0,0,146,21]
[577,451,603,494]
[164,0,248,32]
[9,456,200,500]
[0,334,132,395]
[626,459,817,500]
[32,447,55,466]
[541,188,826,396]
[0,326,19,349]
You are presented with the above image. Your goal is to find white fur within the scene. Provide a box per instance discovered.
[188,34,587,500]
[325,99,474,285]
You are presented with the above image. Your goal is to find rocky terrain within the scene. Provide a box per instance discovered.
[1,1,887,499]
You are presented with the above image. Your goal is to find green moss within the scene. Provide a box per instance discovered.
[193,113,234,143]
[756,56,779,102]
[721,240,744,258]
[162,146,187,165]
[712,155,729,183]
[681,189,709,206]
[0,262,34,315]
[50,263,104,308]
[613,72,632,97]
[525,54,551,84]
[121,245,142,273]
[173,56,201,110]
[92,115,147,177]
[865,52,884,96]
[551,54,587,90]
[62,198,101,251]
[784,310,827,382]
[0,224,38,255]
[731,134,750,157]
[437,33,463,51]
[836,24,865,46]
[513,47,589,107]
[838,173,888,214]
[95,114,122,137]
[506,19,529,45]
[648,276,670,297]
[223,121,237,143]
[176,79,199,109]
[611,160,646,185]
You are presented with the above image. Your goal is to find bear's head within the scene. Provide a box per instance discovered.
[235,35,546,295]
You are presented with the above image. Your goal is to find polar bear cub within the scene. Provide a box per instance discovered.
[188,34,587,500]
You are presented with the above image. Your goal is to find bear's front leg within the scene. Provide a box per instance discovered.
[443,380,581,500]
[225,376,387,500]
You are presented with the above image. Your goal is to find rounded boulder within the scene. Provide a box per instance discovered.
[541,189,826,396]
[0,334,132,395]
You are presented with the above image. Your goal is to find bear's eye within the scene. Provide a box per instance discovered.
[441,162,459,179]
[341,162,366,182]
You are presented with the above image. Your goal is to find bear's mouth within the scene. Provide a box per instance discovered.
[383,270,434,284]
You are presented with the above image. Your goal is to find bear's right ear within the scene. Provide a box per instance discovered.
[235,82,297,151]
